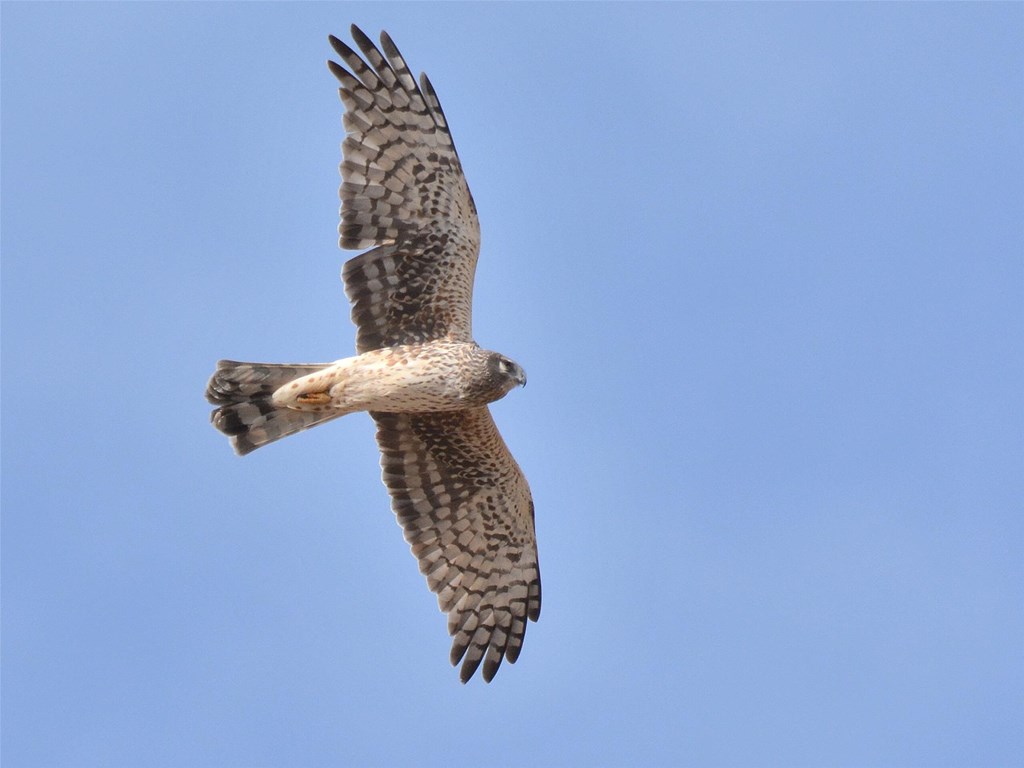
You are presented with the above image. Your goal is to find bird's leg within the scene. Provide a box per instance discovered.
[296,392,332,405]
[272,359,351,412]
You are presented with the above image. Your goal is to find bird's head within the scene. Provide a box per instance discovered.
[488,352,527,395]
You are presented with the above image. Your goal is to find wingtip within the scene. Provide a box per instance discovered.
[459,655,484,684]
[379,29,398,57]
[328,32,353,61]
[481,656,502,683]
[350,23,373,50]
[326,59,346,81]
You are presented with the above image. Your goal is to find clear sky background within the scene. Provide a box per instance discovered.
[3,3,1022,767]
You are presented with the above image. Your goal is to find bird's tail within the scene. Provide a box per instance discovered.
[206,360,344,455]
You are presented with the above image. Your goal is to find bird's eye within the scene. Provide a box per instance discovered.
[498,358,511,372]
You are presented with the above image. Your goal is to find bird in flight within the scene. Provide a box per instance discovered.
[205,25,541,683]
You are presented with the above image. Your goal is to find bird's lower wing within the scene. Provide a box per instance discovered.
[371,407,541,682]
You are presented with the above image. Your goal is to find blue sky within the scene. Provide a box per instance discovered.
[3,3,1022,766]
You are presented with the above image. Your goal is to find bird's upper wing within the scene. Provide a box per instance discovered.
[372,408,542,683]
[329,26,481,353]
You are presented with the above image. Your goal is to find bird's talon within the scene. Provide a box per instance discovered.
[296,392,331,405]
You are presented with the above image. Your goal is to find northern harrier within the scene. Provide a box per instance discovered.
[205,26,540,683]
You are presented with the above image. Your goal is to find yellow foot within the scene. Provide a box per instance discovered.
[296,392,332,405]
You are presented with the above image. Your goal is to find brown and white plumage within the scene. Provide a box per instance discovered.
[329,26,480,352]
[205,26,540,683]
[375,410,540,682]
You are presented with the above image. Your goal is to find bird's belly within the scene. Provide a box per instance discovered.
[273,343,484,414]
